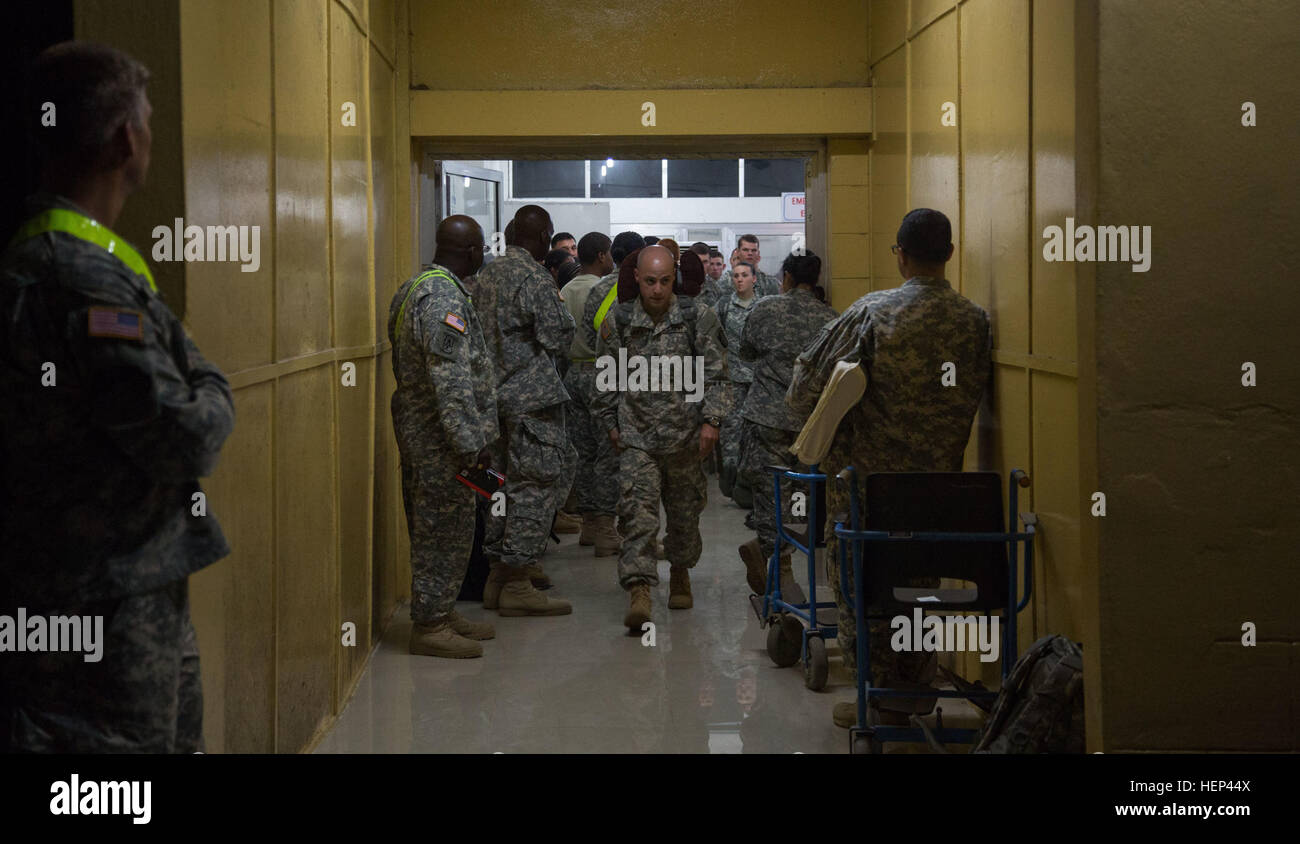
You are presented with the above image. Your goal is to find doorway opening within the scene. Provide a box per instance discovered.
[415,140,827,294]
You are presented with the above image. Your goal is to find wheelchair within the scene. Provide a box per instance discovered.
[832,467,1037,754]
[749,464,839,691]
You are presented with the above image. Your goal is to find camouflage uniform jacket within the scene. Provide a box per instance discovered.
[467,246,573,415]
[0,194,234,610]
[718,267,781,299]
[714,291,760,384]
[592,296,731,456]
[787,276,992,473]
[578,271,619,359]
[387,262,498,464]
[739,287,839,431]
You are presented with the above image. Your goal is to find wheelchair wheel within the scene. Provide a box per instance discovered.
[862,708,885,754]
[803,634,828,691]
[851,734,882,755]
[765,615,802,668]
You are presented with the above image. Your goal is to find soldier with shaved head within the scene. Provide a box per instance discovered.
[592,246,731,630]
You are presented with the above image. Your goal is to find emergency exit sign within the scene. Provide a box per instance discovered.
[782,192,806,221]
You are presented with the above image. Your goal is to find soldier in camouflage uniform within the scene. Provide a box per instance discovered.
[702,248,733,310]
[470,206,574,616]
[0,43,232,751]
[388,215,499,658]
[578,232,644,530]
[592,246,731,630]
[714,235,781,300]
[559,232,621,555]
[787,210,992,729]
[735,252,838,593]
[714,261,761,506]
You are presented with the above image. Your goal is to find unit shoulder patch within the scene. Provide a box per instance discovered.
[87,306,145,341]
[431,322,464,360]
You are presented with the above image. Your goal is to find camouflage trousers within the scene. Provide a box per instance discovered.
[0,579,203,753]
[720,381,751,473]
[400,455,476,622]
[825,480,939,685]
[617,444,707,588]
[737,419,806,560]
[485,404,577,568]
[563,362,619,516]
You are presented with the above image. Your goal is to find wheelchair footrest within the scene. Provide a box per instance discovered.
[867,681,941,716]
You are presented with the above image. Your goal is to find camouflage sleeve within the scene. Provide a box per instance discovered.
[522,276,575,358]
[591,316,620,433]
[696,306,732,422]
[71,293,234,481]
[699,302,724,349]
[738,305,762,362]
[579,282,604,355]
[417,293,489,457]
[787,303,872,417]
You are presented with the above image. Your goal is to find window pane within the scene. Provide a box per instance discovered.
[590,159,661,198]
[512,160,585,198]
[668,159,739,198]
[447,176,497,238]
[743,158,805,196]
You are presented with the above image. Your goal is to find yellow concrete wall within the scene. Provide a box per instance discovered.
[76,0,412,753]
[407,1,874,311]
[409,0,870,90]
[1090,0,1299,752]
[867,0,1087,702]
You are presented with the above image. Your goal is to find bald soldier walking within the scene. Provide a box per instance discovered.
[471,205,575,616]
[388,215,499,658]
[593,246,731,629]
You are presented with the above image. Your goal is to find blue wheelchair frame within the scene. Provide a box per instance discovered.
[753,465,842,689]
[834,467,1037,754]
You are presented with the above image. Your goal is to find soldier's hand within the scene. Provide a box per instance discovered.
[698,422,720,458]
[609,427,622,451]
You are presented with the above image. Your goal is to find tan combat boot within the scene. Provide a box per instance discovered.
[668,565,693,609]
[592,514,622,558]
[624,583,652,630]
[410,619,483,659]
[579,513,599,546]
[498,567,572,616]
[482,563,509,610]
[779,552,795,590]
[554,510,581,534]
[525,561,551,589]
[739,539,767,594]
[446,609,494,641]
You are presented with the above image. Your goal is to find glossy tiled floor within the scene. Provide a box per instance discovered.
[315,477,923,754]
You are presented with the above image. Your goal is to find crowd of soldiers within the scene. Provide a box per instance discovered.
[389,202,992,732]
[390,212,813,645]
[0,41,993,749]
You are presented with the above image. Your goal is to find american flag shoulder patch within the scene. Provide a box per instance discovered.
[443,312,467,334]
[88,306,145,341]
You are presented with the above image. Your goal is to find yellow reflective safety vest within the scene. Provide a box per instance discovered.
[8,208,157,292]
[395,266,468,343]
